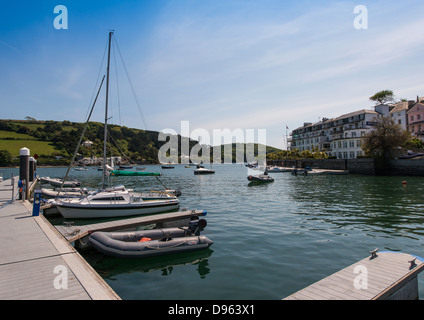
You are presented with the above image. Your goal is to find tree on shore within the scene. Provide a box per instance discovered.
[369,90,395,105]
[362,116,410,158]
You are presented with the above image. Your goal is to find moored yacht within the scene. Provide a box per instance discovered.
[55,185,179,219]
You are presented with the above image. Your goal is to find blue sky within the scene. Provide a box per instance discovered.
[1,1,424,149]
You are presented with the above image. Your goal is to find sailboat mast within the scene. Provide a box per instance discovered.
[102,30,113,189]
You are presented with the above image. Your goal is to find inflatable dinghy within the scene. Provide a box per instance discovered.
[88,218,213,259]
[247,173,274,183]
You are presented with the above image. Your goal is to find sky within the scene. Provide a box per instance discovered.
[1,0,424,150]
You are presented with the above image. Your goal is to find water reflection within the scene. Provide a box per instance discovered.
[287,174,424,239]
[82,248,213,279]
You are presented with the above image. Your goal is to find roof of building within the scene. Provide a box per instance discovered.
[407,102,424,113]
[334,109,377,120]
[390,101,409,113]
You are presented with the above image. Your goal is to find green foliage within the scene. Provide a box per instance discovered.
[362,116,410,158]
[405,136,424,149]
[0,150,12,166]
[267,147,328,160]
[369,90,395,105]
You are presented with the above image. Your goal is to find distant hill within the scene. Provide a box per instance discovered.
[0,119,281,166]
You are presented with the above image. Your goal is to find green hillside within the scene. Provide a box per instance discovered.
[0,119,282,166]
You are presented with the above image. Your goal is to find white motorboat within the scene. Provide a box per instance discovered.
[55,185,179,219]
[194,167,215,175]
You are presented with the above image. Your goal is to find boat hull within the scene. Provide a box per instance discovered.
[247,175,274,183]
[88,228,213,258]
[110,170,161,176]
[194,169,215,175]
[56,200,180,219]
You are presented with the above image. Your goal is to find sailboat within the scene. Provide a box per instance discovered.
[55,31,180,219]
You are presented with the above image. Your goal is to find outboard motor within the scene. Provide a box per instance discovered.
[188,216,207,236]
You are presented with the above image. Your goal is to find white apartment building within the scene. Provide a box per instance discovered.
[290,105,390,159]
[389,100,415,131]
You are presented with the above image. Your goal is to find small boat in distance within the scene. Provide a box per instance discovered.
[118,164,133,169]
[247,172,274,183]
[194,167,215,175]
[74,166,88,171]
[110,170,161,177]
[266,166,293,173]
[162,164,175,169]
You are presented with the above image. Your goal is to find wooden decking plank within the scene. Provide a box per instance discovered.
[283,252,424,300]
[331,270,388,294]
[0,178,120,300]
[309,273,375,300]
[327,273,381,299]
[0,255,90,300]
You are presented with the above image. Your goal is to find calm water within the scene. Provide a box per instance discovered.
[2,164,424,300]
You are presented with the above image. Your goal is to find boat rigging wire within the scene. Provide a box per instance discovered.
[113,36,149,130]
[57,75,106,198]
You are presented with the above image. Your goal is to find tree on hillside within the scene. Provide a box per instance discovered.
[0,150,12,166]
[362,116,410,158]
[369,90,395,105]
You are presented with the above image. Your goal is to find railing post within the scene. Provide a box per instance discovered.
[11,174,14,203]
[19,147,30,200]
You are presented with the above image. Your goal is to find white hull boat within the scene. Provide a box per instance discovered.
[40,177,81,187]
[41,187,88,199]
[55,185,180,219]
[194,167,215,175]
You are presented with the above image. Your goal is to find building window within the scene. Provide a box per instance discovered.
[350,151,355,158]
[398,119,402,125]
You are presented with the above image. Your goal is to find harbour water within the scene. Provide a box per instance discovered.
[1,164,424,300]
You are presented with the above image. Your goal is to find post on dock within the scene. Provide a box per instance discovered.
[32,189,41,216]
[29,157,36,182]
[19,147,30,200]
